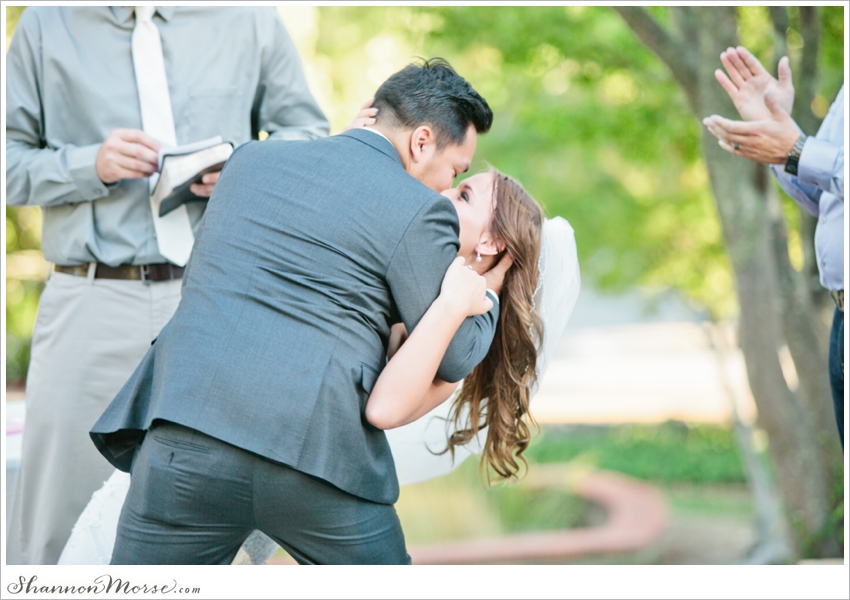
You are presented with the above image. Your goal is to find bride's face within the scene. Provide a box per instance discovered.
[441,172,496,262]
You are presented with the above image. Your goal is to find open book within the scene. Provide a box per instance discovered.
[153,136,234,217]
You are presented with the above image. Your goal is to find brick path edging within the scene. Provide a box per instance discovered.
[265,468,667,565]
[408,469,668,564]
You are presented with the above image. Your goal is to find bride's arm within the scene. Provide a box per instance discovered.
[366,257,492,430]
[386,323,462,417]
[366,255,512,430]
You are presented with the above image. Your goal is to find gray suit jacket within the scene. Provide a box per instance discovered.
[91,129,499,504]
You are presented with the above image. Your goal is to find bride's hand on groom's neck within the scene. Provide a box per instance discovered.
[343,98,378,132]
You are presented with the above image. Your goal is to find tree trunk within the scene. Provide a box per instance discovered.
[705,322,793,564]
[615,5,842,558]
[778,6,831,317]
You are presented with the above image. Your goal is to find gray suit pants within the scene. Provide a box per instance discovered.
[111,421,410,565]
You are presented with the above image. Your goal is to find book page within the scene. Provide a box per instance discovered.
[157,136,224,170]
[152,143,233,209]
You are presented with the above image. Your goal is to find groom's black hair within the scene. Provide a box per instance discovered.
[373,57,493,150]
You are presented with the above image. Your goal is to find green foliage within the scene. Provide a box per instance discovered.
[397,421,750,545]
[3,6,845,378]
[5,5,25,51]
[819,7,845,101]
[403,6,733,317]
[6,206,46,383]
[486,476,593,535]
[795,461,846,558]
[527,422,747,484]
[396,455,591,544]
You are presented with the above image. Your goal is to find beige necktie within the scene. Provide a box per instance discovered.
[132,5,194,266]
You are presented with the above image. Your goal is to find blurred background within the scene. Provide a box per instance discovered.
[4,5,845,565]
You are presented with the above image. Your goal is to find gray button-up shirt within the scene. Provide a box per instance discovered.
[771,84,845,291]
[6,6,330,266]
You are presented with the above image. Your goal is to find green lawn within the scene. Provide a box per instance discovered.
[396,421,751,546]
[527,421,747,484]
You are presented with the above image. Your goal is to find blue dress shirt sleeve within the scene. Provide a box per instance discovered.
[797,137,844,203]
[5,10,111,207]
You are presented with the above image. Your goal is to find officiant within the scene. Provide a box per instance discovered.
[5,6,329,565]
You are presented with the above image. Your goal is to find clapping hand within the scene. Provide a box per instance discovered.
[715,46,795,121]
[704,46,802,165]
[703,91,801,165]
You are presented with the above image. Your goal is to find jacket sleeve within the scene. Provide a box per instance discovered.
[386,195,499,383]
[5,9,111,207]
[252,9,330,142]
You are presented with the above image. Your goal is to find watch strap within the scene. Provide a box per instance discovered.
[784,133,807,176]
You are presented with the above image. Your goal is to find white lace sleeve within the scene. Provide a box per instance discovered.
[388,216,581,485]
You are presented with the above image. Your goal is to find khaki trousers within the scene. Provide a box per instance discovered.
[8,270,182,564]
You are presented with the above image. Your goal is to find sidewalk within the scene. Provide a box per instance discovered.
[534,321,756,424]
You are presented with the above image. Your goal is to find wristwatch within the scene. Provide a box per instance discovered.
[784,133,807,176]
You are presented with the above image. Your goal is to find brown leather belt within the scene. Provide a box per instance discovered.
[831,290,844,312]
[54,263,184,283]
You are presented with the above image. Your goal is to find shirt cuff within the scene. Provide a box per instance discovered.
[797,137,841,192]
[66,143,111,201]
[485,289,500,306]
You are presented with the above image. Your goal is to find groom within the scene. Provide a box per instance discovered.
[90,59,498,564]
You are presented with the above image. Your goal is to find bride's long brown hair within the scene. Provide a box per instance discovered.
[445,169,545,482]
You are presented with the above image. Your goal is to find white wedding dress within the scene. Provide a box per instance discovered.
[58,217,580,565]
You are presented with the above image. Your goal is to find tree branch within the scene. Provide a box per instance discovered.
[793,6,821,135]
[768,6,790,38]
[669,6,700,65]
[790,7,827,311]
[767,6,790,71]
[669,6,699,39]
[613,7,698,110]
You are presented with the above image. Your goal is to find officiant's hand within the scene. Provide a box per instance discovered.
[190,171,221,197]
[95,128,159,184]
[703,90,800,165]
[714,46,795,121]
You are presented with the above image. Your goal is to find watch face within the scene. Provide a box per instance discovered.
[785,156,799,176]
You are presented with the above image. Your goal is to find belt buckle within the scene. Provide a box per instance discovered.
[140,265,151,284]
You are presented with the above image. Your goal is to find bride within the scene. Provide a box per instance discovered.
[59,120,580,566]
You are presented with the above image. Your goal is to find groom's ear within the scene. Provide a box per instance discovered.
[409,125,436,164]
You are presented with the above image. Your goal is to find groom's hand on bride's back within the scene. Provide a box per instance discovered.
[483,252,513,297]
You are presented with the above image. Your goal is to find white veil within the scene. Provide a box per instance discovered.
[387,216,581,485]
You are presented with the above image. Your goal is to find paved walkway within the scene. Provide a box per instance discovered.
[533,322,757,424]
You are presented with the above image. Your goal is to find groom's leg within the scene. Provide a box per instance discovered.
[111,421,253,565]
[253,457,410,565]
